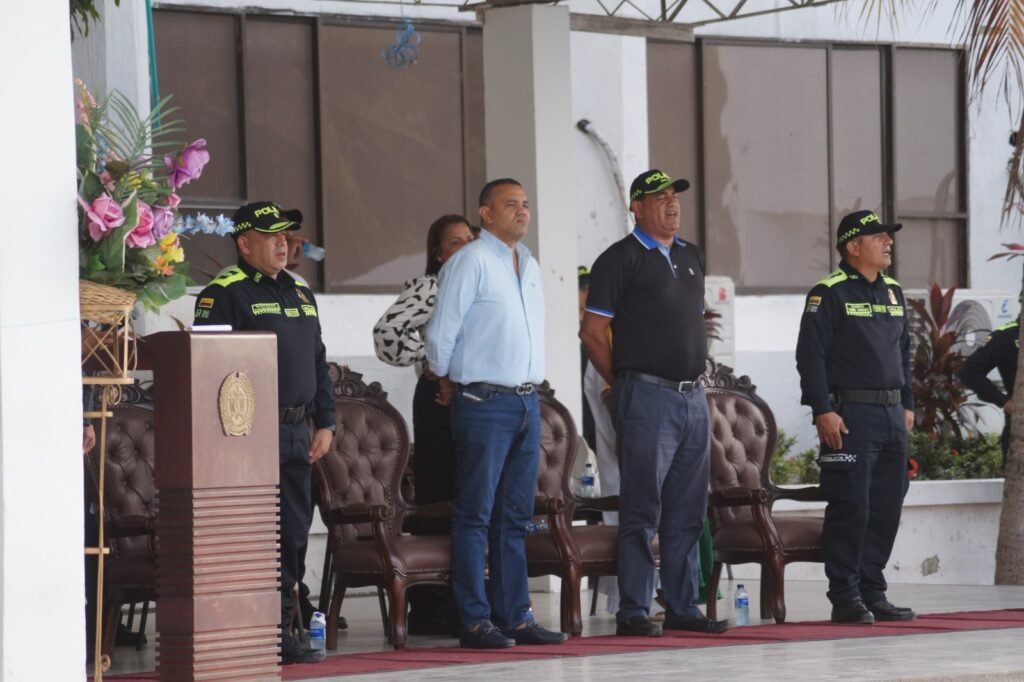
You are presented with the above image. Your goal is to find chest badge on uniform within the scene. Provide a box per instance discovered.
[219,371,256,437]
[296,289,310,304]
[888,288,898,305]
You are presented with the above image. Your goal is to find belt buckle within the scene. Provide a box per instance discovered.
[516,383,534,396]
[676,381,693,393]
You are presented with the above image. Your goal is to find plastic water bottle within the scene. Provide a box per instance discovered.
[734,584,750,626]
[580,462,595,498]
[309,611,326,650]
[302,242,326,261]
[525,519,549,534]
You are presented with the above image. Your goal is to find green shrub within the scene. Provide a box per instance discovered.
[770,430,820,485]
[909,431,1003,480]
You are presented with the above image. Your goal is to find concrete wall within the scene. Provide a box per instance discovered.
[730,479,1006,586]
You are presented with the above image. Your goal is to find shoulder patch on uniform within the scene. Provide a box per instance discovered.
[209,266,248,288]
[816,270,848,288]
[882,275,901,287]
[995,320,1020,332]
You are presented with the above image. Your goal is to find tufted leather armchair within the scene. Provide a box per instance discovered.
[703,359,825,624]
[525,383,638,636]
[313,364,452,650]
[83,385,158,661]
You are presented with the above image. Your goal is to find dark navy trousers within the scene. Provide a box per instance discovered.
[612,379,710,623]
[819,402,908,606]
[279,422,313,627]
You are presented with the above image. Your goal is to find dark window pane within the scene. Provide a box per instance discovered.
[894,49,961,213]
[702,43,830,290]
[153,10,243,203]
[647,40,699,245]
[244,17,319,289]
[832,48,883,233]
[895,218,962,288]
[320,24,467,292]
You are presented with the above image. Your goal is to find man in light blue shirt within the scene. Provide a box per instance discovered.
[425,178,566,649]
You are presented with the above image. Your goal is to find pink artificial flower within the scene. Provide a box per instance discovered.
[165,193,180,209]
[79,193,125,241]
[151,205,175,240]
[99,171,116,193]
[164,139,209,190]
[126,200,157,248]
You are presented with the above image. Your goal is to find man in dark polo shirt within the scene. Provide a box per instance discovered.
[580,169,728,638]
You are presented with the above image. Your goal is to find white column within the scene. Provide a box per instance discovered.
[482,6,582,426]
[0,4,84,681]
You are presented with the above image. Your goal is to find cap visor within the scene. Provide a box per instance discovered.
[671,178,690,193]
[254,220,300,233]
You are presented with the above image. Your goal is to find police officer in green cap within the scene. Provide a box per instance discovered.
[796,209,916,625]
[193,200,336,664]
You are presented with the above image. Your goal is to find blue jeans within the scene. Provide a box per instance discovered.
[450,384,540,630]
[613,379,710,623]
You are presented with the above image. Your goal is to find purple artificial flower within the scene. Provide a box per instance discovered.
[151,205,175,240]
[126,200,157,248]
[79,193,125,241]
[164,139,210,190]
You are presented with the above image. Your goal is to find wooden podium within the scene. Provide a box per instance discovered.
[144,331,281,682]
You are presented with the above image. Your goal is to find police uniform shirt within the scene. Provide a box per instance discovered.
[960,319,1020,407]
[586,227,706,382]
[194,258,335,430]
[795,259,913,417]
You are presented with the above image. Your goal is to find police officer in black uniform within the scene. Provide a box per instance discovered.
[796,210,917,625]
[193,201,335,664]
[960,316,1020,465]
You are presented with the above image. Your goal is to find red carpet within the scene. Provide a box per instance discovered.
[101,609,1024,681]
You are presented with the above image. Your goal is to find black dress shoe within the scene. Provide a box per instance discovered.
[868,599,916,621]
[504,621,568,645]
[281,629,326,665]
[616,616,663,637]
[460,621,515,649]
[663,613,731,634]
[831,598,875,624]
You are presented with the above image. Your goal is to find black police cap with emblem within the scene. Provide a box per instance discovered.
[629,169,690,202]
[837,210,902,248]
[231,201,302,238]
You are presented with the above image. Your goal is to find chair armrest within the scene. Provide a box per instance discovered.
[534,496,567,516]
[774,485,826,503]
[324,502,391,526]
[709,486,769,508]
[574,495,619,513]
[401,500,455,520]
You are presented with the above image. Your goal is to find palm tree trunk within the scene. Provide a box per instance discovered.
[995,266,1024,584]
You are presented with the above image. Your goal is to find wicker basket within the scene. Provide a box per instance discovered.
[80,280,137,384]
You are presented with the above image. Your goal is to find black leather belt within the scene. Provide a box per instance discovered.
[463,381,536,396]
[618,370,699,393]
[279,403,308,424]
[836,389,901,406]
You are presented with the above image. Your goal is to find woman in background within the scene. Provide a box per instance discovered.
[372,214,474,635]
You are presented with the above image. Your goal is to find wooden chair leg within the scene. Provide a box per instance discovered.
[766,555,787,623]
[706,562,723,620]
[378,588,390,643]
[101,595,120,661]
[589,576,600,616]
[318,548,333,613]
[560,566,584,636]
[326,579,346,651]
[136,601,150,651]
[388,578,409,649]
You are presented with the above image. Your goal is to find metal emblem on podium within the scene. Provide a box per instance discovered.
[219,371,256,436]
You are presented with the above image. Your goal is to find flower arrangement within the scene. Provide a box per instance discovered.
[76,81,231,311]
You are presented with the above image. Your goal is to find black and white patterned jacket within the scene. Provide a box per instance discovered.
[372,274,438,371]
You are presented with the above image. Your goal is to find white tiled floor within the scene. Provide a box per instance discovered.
[108,579,1024,681]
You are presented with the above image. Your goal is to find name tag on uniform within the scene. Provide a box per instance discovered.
[844,302,872,317]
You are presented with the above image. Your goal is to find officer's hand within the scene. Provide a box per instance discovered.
[904,409,915,432]
[309,428,334,463]
[1004,400,1014,414]
[815,411,848,450]
[436,376,454,406]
